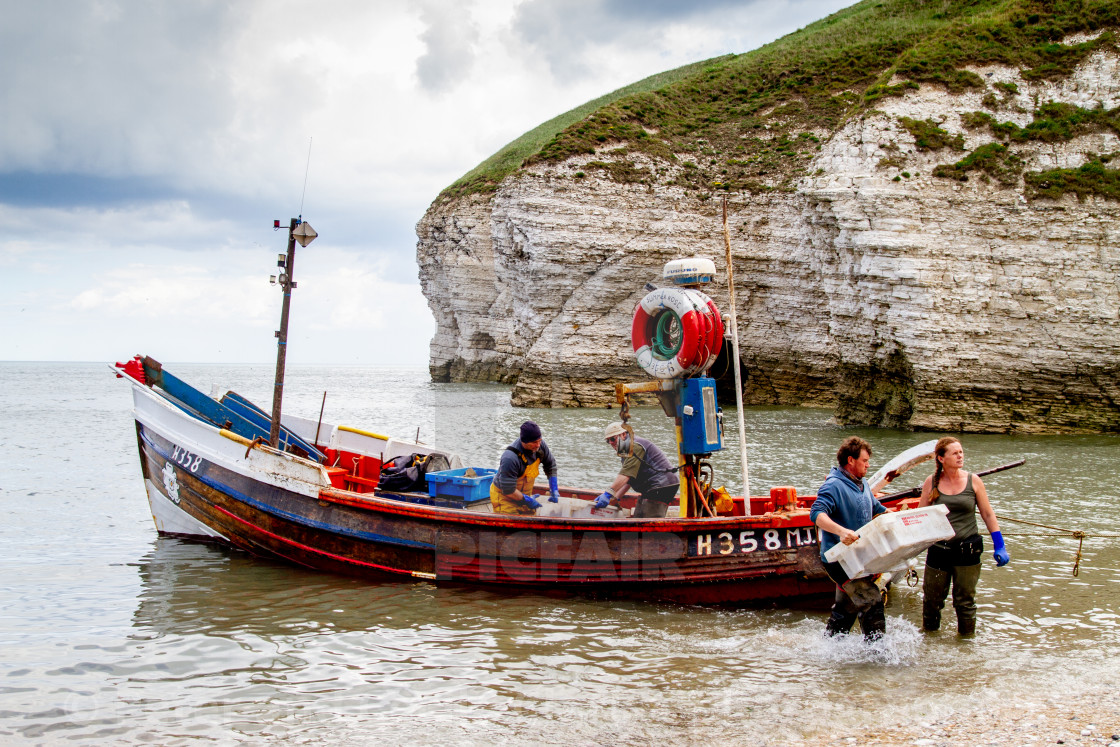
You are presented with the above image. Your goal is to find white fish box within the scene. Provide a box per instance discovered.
[570,503,629,519]
[463,495,573,515]
[536,496,577,517]
[824,504,954,579]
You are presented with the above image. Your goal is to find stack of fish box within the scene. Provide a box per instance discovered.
[824,504,955,578]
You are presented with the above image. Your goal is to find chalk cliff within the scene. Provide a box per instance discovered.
[417,25,1120,434]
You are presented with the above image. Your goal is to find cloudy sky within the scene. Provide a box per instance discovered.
[1,0,851,366]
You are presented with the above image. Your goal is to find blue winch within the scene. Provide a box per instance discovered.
[678,377,723,455]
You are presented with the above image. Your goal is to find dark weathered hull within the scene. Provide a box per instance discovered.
[135,418,833,605]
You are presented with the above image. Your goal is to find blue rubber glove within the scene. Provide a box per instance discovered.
[548,475,560,503]
[523,493,542,510]
[992,531,1010,566]
[594,492,612,509]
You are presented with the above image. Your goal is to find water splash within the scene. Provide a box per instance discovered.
[808,616,924,666]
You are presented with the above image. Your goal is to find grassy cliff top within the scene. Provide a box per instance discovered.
[437,0,1118,204]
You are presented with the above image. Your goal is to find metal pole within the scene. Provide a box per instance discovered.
[675,418,690,518]
[722,197,751,499]
[314,391,327,447]
[270,218,298,448]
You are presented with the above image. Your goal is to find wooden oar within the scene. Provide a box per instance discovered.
[879,459,1026,501]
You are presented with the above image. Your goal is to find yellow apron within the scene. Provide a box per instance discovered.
[490,450,541,515]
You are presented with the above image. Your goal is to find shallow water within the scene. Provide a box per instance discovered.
[1,362,1117,744]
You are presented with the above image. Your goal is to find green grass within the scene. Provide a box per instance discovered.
[1025,153,1120,200]
[439,0,1120,202]
[933,142,1024,184]
[961,102,1120,142]
[898,117,966,151]
[937,101,1119,187]
[582,159,653,184]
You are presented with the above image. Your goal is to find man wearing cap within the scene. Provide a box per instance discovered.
[490,421,560,515]
[596,423,679,518]
[810,435,888,640]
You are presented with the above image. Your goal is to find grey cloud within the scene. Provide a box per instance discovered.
[513,0,852,82]
[0,172,180,208]
[0,2,247,178]
[579,0,764,25]
[415,2,480,94]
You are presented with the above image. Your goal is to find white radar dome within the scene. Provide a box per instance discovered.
[662,257,716,287]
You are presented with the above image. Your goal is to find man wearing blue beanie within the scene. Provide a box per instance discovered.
[490,421,560,514]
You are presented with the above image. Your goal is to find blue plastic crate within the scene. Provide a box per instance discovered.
[426,467,496,503]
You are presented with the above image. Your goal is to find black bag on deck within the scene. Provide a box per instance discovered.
[376,452,450,493]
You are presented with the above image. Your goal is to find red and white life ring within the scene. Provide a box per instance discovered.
[686,289,724,372]
[632,287,713,379]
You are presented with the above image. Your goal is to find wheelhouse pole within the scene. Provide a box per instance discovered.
[270,218,298,448]
[722,197,751,500]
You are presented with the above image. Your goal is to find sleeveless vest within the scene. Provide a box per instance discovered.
[933,472,979,541]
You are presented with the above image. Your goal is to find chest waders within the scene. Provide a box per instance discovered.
[923,473,982,636]
[490,449,541,515]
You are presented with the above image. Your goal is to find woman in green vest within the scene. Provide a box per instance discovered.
[919,437,1010,636]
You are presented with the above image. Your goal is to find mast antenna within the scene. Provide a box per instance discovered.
[298,137,313,220]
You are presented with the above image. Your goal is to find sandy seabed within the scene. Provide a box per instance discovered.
[802,688,1119,746]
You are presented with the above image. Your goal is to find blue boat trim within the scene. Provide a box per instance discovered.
[148,365,325,462]
[138,426,434,551]
[219,390,325,462]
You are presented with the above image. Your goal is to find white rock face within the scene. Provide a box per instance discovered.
[416,48,1120,433]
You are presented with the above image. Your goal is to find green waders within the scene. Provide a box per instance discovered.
[825,584,886,640]
[822,562,886,641]
[922,562,982,636]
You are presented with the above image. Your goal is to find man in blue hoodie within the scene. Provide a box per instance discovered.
[810,436,887,639]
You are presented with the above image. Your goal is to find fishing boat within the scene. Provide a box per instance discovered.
[116,217,958,606]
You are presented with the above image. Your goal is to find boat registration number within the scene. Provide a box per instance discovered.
[170,444,204,473]
[690,527,817,556]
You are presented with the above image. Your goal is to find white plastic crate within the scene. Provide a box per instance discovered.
[824,504,954,579]
[570,502,629,519]
[536,495,576,517]
[461,495,632,518]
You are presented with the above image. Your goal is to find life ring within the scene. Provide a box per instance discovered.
[632,288,708,378]
[685,289,724,372]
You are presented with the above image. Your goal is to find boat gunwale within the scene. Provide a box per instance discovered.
[122,369,870,536]
[315,485,817,531]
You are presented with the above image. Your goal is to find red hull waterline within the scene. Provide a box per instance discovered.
[122,361,911,607]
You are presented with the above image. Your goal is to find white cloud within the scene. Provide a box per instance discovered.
[511,0,850,82]
[415,1,482,93]
[0,204,432,365]
[0,0,856,364]
[69,263,273,320]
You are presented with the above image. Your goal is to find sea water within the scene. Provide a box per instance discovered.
[1,362,1118,744]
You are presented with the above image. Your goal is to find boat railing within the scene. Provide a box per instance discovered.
[316,425,462,495]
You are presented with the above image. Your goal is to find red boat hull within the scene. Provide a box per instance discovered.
[136,421,837,606]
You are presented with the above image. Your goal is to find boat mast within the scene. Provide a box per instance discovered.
[722,197,751,500]
[269,218,317,448]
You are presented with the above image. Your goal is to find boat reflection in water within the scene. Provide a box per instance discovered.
[131,536,577,639]
[132,538,379,638]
